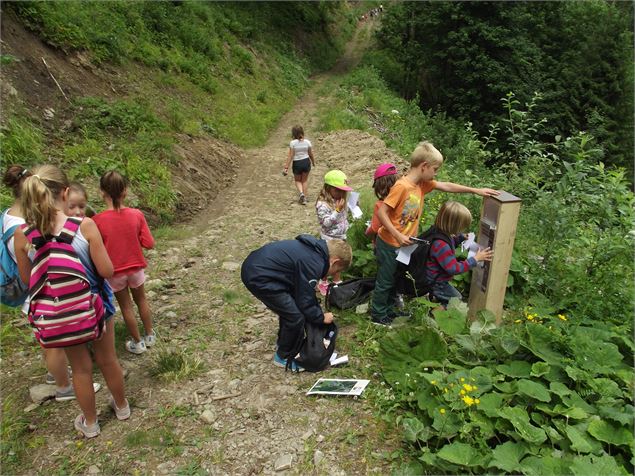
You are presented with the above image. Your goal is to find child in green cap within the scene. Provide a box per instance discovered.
[315,170,353,294]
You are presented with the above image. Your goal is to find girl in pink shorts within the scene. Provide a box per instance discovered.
[93,171,155,355]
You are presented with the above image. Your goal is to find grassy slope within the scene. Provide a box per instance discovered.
[1,1,358,219]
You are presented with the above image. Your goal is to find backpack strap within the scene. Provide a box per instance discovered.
[23,217,82,249]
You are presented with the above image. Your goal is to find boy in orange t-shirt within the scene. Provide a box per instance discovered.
[370,141,499,325]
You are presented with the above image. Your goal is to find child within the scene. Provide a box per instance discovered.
[241,235,352,372]
[315,170,353,294]
[93,171,155,355]
[365,163,398,244]
[283,125,315,205]
[14,165,129,438]
[371,141,499,325]
[64,181,116,337]
[424,201,493,306]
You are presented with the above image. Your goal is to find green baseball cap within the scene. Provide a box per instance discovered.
[324,170,353,191]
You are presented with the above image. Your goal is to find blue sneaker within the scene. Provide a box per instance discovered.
[273,352,305,372]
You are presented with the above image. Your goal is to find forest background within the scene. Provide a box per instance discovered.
[1,1,633,475]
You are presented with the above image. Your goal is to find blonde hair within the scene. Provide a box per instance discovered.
[326,239,352,269]
[21,165,69,234]
[435,201,472,235]
[410,141,443,168]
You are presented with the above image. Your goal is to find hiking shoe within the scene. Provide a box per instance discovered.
[388,309,411,319]
[299,193,307,205]
[317,280,329,296]
[74,414,100,439]
[56,382,102,402]
[273,352,305,372]
[144,331,157,347]
[371,315,394,327]
[46,367,73,385]
[125,339,147,355]
[109,396,131,421]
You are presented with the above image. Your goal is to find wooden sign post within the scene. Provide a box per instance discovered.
[468,191,522,324]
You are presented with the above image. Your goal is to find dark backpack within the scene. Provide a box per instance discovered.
[325,277,375,310]
[395,227,453,297]
[0,209,29,307]
[291,321,337,372]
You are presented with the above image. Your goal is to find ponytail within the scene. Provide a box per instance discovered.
[21,165,69,234]
[99,170,128,210]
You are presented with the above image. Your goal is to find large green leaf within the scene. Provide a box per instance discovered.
[549,381,573,398]
[402,417,430,443]
[588,378,623,399]
[587,419,633,446]
[499,333,521,355]
[433,307,467,336]
[478,392,505,418]
[437,442,488,468]
[497,407,547,444]
[570,328,623,374]
[488,441,528,472]
[379,326,447,384]
[530,361,550,377]
[517,379,551,402]
[565,425,602,454]
[535,403,588,420]
[524,324,563,366]
[570,454,630,476]
[521,455,571,476]
[598,404,634,426]
[496,360,532,378]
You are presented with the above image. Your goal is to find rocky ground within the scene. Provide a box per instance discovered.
[2,20,413,476]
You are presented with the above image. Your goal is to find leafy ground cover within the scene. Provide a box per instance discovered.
[316,64,634,474]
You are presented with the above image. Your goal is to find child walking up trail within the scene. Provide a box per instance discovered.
[93,171,155,355]
[315,170,353,294]
[14,165,129,438]
[283,125,315,205]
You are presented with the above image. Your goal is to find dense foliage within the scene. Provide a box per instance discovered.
[319,66,634,472]
[368,1,634,172]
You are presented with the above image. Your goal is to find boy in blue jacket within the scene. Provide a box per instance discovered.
[241,235,352,372]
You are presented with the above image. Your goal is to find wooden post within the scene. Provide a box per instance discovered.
[468,191,521,324]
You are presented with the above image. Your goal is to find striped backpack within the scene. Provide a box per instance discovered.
[23,217,104,348]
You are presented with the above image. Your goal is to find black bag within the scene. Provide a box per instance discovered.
[293,321,337,372]
[395,227,452,297]
[326,277,375,310]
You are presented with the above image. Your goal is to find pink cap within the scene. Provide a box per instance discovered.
[373,163,398,181]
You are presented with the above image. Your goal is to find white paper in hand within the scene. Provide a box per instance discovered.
[347,192,363,219]
[461,232,480,260]
[396,244,418,265]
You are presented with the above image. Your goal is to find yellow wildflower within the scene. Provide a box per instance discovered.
[76,441,83,449]
[430,380,436,385]
[439,408,446,414]
[475,398,480,404]
[462,384,473,392]
[444,388,448,393]
[526,314,534,321]
[558,314,567,321]
[460,389,466,395]
[462,395,475,406]
[460,377,465,382]
[514,319,522,323]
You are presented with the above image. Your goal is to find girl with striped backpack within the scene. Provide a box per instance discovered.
[14,165,129,438]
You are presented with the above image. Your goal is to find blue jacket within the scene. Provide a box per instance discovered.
[241,235,329,324]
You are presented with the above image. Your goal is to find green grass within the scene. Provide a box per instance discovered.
[149,347,205,382]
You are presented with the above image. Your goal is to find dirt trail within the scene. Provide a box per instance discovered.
[9,19,407,476]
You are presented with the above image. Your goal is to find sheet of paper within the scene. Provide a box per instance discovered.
[330,355,349,366]
[347,192,363,219]
[306,378,370,396]
[395,244,418,265]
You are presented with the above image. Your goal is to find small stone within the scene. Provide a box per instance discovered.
[301,429,313,441]
[228,379,241,392]
[165,311,177,319]
[170,322,178,329]
[200,409,216,424]
[88,465,101,474]
[157,461,175,474]
[221,261,241,272]
[145,279,164,291]
[355,303,369,314]
[313,450,324,466]
[316,434,325,443]
[146,290,157,299]
[43,108,55,120]
[29,384,55,403]
[274,454,293,472]
[23,403,39,413]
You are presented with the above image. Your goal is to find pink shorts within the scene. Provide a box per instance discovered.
[107,269,146,293]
